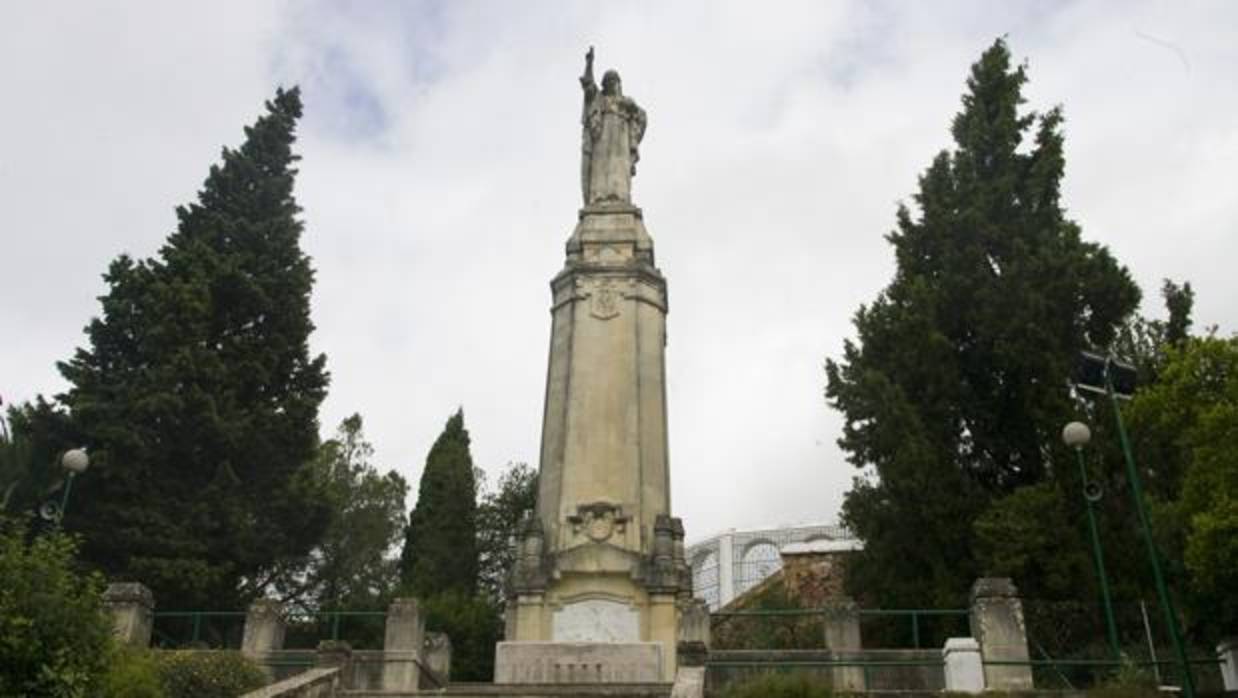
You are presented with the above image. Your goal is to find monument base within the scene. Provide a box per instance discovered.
[494,642,663,684]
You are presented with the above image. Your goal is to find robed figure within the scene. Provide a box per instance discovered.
[580,48,647,205]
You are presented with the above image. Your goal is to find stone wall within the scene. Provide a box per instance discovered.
[779,548,850,607]
[706,648,943,694]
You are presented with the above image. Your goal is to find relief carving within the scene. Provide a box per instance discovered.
[567,501,630,543]
[589,280,622,320]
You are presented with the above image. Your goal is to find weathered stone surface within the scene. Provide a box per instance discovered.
[677,600,709,648]
[239,667,339,698]
[779,541,860,606]
[423,631,452,687]
[102,582,154,647]
[822,597,864,691]
[346,685,672,697]
[969,577,1032,691]
[553,598,640,642]
[312,639,352,688]
[242,598,287,658]
[943,637,984,694]
[1219,637,1238,691]
[669,665,704,698]
[383,597,424,691]
[495,642,663,684]
[578,48,646,206]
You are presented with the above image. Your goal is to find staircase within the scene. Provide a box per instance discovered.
[343,684,673,698]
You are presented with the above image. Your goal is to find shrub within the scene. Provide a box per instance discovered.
[101,646,164,698]
[0,518,113,697]
[1087,655,1160,698]
[155,651,266,698]
[422,590,503,681]
[721,672,835,698]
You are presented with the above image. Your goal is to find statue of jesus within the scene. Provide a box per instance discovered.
[579,47,647,205]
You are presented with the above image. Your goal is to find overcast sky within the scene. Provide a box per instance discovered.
[2,2,1235,543]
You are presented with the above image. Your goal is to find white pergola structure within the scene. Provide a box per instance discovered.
[686,522,858,610]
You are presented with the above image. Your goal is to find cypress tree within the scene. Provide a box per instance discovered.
[825,40,1139,607]
[400,409,478,597]
[54,87,330,609]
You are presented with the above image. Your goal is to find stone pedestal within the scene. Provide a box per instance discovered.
[678,599,710,648]
[969,577,1032,691]
[316,639,353,675]
[382,597,424,691]
[823,598,864,691]
[675,596,707,686]
[242,598,286,656]
[943,637,984,693]
[1219,638,1238,691]
[102,582,154,647]
[423,632,452,687]
[670,666,705,698]
[494,642,662,683]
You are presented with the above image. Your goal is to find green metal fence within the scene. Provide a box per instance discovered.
[152,611,247,649]
[151,609,388,650]
[1020,598,1227,691]
[710,608,969,650]
[981,657,1226,693]
[706,655,946,693]
[858,608,970,649]
[284,610,388,650]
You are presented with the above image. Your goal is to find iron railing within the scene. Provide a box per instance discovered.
[152,609,388,650]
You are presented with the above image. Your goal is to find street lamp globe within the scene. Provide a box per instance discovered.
[1062,422,1091,450]
[61,448,90,474]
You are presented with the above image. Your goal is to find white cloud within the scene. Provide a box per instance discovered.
[2,1,1235,542]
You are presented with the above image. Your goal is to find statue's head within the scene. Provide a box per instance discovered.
[602,70,622,96]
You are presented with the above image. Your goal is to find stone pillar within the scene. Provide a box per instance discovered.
[512,593,546,641]
[241,598,286,657]
[677,598,710,675]
[383,597,424,691]
[1219,638,1238,692]
[102,582,154,647]
[672,518,691,603]
[678,598,710,648]
[969,577,1032,691]
[670,665,705,698]
[650,592,680,680]
[823,597,864,691]
[943,637,984,693]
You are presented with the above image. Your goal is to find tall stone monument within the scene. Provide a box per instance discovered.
[497,48,694,684]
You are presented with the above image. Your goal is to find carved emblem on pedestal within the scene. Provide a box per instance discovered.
[589,281,621,321]
[568,502,629,543]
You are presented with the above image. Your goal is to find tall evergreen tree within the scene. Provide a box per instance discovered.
[825,40,1139,607]
[400,409,478,597]
[49,87,330,609]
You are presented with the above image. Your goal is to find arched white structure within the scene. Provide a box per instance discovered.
[685,522,858,610]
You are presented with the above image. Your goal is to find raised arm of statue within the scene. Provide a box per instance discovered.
[580,46,597,100]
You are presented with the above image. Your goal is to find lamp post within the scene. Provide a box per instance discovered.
[1075,352,1196,697]
[1061,421,1120,662]
[58,448,89,522]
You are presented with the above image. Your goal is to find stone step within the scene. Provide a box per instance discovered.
[343,683,672,698]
